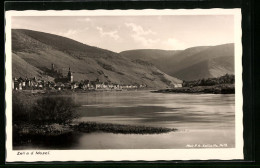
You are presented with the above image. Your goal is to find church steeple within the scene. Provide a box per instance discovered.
[67,67,73,82]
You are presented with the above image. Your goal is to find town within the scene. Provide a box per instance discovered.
[12,64,147,91]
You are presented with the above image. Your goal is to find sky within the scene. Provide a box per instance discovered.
[12,15,234,52]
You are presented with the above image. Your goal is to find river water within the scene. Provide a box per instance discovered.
[14,90,235,149]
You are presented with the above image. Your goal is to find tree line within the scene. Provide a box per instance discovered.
[183,74,235,87]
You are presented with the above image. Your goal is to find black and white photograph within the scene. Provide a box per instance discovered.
[5,9,243,161]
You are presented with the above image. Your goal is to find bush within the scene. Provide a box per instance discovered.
[32,96,77,125]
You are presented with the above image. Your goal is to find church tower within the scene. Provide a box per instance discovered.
[67,67,73,83]
[51,63,55,72]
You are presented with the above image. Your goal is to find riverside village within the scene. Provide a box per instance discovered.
[12,63,149,92]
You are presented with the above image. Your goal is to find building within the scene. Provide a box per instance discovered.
[54,67,74,84]
[174,83,183,88]
[67,67,73,83]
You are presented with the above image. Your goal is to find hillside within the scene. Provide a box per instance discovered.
[120,44,234,81]
[120,49,180,67]
[12,29,182,88]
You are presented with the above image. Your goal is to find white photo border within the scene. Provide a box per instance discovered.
[5,9,243,162]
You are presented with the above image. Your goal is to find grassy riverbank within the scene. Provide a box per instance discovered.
[75,122,176,134]
[13,122,176,145]
[13,119,176,146]
[14,122,176,137]
[153,84,235,94]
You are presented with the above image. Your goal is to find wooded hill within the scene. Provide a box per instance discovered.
[120,43,234,81]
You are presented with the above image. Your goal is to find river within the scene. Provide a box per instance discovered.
[14,90,235,149]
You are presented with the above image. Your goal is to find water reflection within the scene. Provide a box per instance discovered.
[74,91,234,130]
[14,133,81,150]
[14,91,235,149]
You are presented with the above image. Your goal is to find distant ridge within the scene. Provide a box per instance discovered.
[120,43,234,81]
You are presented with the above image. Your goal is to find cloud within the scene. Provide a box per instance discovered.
[164,38,186,50]
[125,22,159,47]
[131,34,159,47]
[125,22,156,36]
[96,26,120,40]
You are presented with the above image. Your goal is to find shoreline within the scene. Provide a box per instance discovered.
[13,122,177,145]
[152,84,235,94]
[14,122,176,136]
[12,88,154,96]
